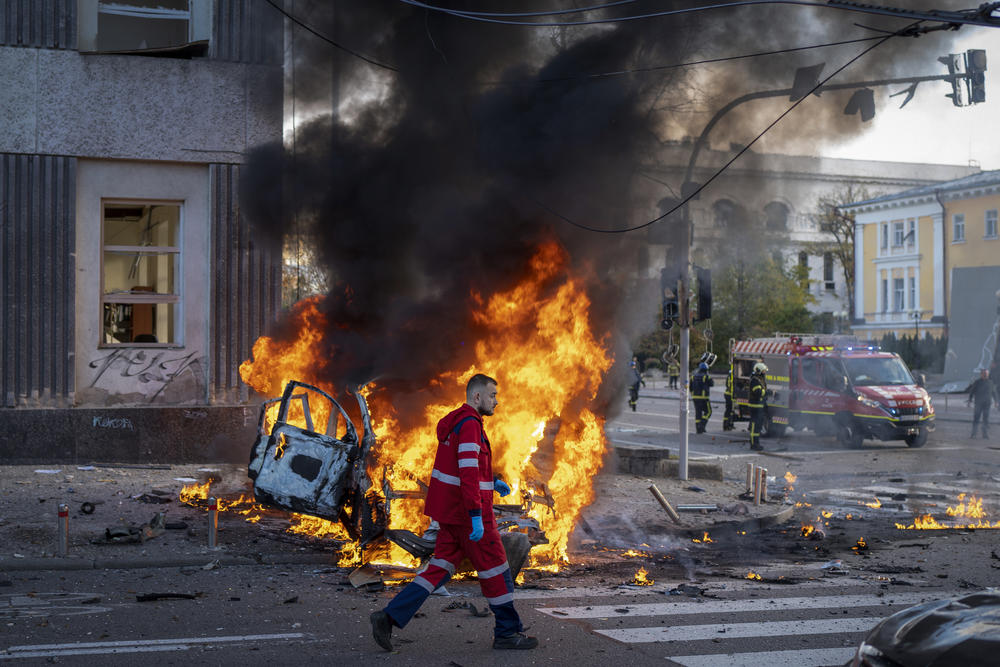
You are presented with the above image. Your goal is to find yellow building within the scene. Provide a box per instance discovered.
[844,170,1000,340]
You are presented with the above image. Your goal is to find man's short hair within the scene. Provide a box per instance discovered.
[466,373,498,398]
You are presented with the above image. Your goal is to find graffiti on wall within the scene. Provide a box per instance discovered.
[88,349,206,403]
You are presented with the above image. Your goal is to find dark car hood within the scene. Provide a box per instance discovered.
[868,593,1000,665]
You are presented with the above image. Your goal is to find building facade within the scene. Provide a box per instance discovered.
[639,143,978,324]
[844,170,1000,342]
[0,0,284,462]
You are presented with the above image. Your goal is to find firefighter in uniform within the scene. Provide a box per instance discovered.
[667,357,680,390]
[748,362,768,451]
[690,362,714,433]
[628,358,645,412]
[722,364,735,431]
[371,374,538,651]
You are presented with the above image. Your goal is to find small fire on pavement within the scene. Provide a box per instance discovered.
[895,493,1000,530]
[851,537,869,554]
[632,567,653,586]
[691,532,713,543]
[746,571,762,580]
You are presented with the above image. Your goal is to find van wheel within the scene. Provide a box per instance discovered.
[905,427,928,448]
[837,421,863,449]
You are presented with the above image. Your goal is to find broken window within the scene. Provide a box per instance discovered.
[78,0,211,56]
[102,202,180,345]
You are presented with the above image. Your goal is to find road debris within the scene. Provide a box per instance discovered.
[135,592,201,602]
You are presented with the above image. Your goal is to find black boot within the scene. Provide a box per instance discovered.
[370,610,394,651]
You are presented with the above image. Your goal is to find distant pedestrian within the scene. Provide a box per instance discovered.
[968,368,999,439]
[690,362,713,433]
[667,357,680,390]
[628,357,645,412]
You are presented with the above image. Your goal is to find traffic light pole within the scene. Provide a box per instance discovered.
[669,65,980,480]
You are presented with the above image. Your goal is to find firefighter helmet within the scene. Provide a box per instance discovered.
[753,362,768,375]
[698,362,708,371]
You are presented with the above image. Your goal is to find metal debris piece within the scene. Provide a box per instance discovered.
[443,600,489,617]
[101,513,167,543]
[648,484,683,524]
[79,502,96,515]
[136,592,201,602]
[133,493,172,504]
[676,504,718,512]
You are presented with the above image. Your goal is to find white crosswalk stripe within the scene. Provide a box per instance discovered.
[535,588,944,667]
[806,474,1000,515]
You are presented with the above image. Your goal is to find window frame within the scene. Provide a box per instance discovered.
[78,0,211,56]
[953,213,966,243]
[986,209,998,240]
[100,199,183,348]
[892,221,904,247]
[880,223,889,252]
[822,252,835,290]
[893,278,905,312]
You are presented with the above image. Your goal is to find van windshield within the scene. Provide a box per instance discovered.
[843,357,914,386]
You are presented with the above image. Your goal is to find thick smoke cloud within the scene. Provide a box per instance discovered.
[242,1,965,393]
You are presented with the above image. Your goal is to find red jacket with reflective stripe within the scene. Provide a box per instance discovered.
[424,403,495,526]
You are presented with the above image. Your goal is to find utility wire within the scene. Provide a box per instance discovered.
[398,0,996,28]
[403,0,645,17]
[262,0,398,72]
[488,35,885,86]
[539,26,908,234]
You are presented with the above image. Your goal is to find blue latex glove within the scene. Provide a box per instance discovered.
[494,478,511,497]
[469,515,484,542]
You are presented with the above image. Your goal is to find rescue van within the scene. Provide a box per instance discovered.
[729,333,934,448]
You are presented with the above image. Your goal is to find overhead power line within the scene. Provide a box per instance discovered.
[540,26,908,234]
[262,0,398,72]
[398,0,1000,28]
[489,35,885,86]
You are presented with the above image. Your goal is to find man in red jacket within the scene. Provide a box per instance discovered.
[370,374,538,651]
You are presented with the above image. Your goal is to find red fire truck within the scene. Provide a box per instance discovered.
[729,333,934,448]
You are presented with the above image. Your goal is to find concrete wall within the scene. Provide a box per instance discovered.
[0,46,280,163]
[943,266,1000,385]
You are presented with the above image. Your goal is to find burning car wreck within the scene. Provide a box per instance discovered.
[247,380,546,578]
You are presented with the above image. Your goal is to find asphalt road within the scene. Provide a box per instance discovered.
[3,386,999,666]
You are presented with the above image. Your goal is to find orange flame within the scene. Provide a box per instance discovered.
[692,532,713,543]
[896,492,1000,530]
[864,497,882,508]
[800,524,815,537]
[783,472,796,485]
[746,572,762,580]
[632,567,653,586]
[238,241,613,568]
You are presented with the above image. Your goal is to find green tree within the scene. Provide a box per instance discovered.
[710,255,815,346]
[804,184,879,319]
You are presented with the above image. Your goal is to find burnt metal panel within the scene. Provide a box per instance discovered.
[0,0,75,49]
[211,0,281,65]
[0,153,76,407]
[209,163,281,403]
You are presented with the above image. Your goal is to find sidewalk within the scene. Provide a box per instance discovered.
[0,460,792,574]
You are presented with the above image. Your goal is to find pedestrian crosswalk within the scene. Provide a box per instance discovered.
[804,472,1000,516]
[535,588,939,666]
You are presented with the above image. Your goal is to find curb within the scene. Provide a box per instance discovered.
[0,552,336,573]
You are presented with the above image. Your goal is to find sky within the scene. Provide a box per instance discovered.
[819,26,1000,170]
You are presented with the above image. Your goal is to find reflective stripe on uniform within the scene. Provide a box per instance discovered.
[478,561,510,579]
[431,469,461,486]
[428,558,456,575]
[487,592,514,605]
[413,575,435,592]
[479,481,494,491]
[458,459,479,468]
[457,443,480,454]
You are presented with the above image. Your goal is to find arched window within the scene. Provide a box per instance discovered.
[713,199,743,230]
[764,201,789,230]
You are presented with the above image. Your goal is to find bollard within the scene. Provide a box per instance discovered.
[759,468,768,504]
[745,463,755,494]
[208,496,218,548]
[753,468,762,506]
[57,503,69,556]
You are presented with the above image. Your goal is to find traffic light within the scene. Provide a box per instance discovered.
[660,268,678,330]
[695,266,712,322]
[966,49,987,104]
[938,53,964,106]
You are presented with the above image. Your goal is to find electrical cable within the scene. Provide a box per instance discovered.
[536,26,908,234]
[486,35,885,86]
[397,0,891,27]
[402,0,646,17]
[262,0,398,72]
